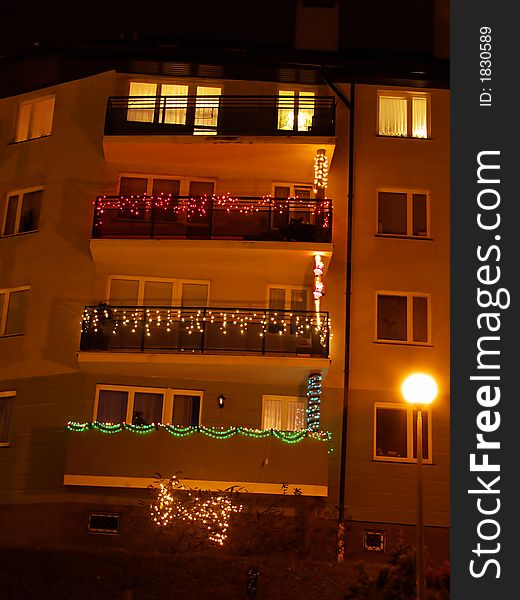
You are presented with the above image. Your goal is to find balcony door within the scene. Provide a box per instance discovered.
[171,393,201,427]
[127,81,221,133]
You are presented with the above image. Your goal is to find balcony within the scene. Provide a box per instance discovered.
[104,95,336,137]
[64,425,330,496]
[102,96,336,174]
[77,306,331,384]
[92,196,332,242]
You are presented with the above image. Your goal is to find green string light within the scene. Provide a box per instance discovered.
[67,422,331,444]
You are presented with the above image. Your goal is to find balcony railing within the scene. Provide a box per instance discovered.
[92,196,332,242]
[104,95,336,137]
[80,306,330,358]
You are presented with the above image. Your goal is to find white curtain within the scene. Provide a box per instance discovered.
[287,401,306,431]
[161,84,189,125]
[262,399,282,429]
[379,96,407,137]
[277,90,295,131]
[127,82,157,123]
[194,86,221,134]
[412,97,428,138]
[298,91,315,131]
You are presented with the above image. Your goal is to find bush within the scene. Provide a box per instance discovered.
[343,545,450,600]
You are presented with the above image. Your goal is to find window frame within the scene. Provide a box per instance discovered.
[261,394,307,431]
[126,79,223,133]
[106,275,211,307]
[375,291,431,346]
[377,90,431,139]
[266,285,311,311]
[117,173,217,197]
[93,384,203,425]
[13,95,55,143]
[0,390,15,447]
[277,88,317,132]
[1,186,44,237]
[373,402,433,464]
[0,286,30,337]
[376,188,431,239]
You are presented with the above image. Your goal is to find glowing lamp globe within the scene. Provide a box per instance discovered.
[401,373,438,406]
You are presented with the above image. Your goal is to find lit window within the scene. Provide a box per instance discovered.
[374,403,431,462]
[377,190,429,237]
[376,292,430,344]
[277,90,315,132]
[0,287,30,336]
[2,188,43,236]
[378,92,429,138]
[262,395,306,431]
[94,385,202,426]
[126,81,221,133]
[0,391,15,446]
[14,96,55,142]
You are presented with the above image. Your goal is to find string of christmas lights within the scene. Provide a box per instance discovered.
[313,149,329,193]
[306,372,323,432]
[66,421,332,443]
[93,194,332,227]
[80,306,330,345]
[150,474,242,546]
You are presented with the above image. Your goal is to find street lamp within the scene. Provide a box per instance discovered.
[401,373,438,600]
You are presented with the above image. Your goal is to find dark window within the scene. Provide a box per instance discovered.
[363,530,386,552]
[172,394,200,427]
[376,408,407,458]
[378,192,407,235]
[2,190,42,236]
[88,513,120,534]
[377,295,407,341]
[96,390,128,423]
[412,193,427,236]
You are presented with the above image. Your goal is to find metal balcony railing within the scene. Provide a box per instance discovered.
[80,306,330,358]
[104,95,336,136]
[92,196,332,242]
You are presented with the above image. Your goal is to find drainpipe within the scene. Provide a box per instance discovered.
[322,72,356,562]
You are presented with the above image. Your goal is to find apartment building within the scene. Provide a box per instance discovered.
[0,31,449,560]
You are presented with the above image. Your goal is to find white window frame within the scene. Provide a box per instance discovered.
[106,275,211,306]
[93,384,203,425]
[0,286,30,337]
[373,402,432,464]
[376,188,431,238]
[1,186,43,237]
[377,90,431,139]
[14,95,55,142]
[117,173,217,197]
[266,285,311,311]
[127,79,222,133]
[261,394,307,431]
[375,291,431,345]
[0,390,15,447]
[277,88,317,132]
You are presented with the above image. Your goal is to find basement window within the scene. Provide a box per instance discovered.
[88,513,120,534]
[363,530,386,552]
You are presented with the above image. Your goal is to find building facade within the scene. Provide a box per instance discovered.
[0,36,449,560]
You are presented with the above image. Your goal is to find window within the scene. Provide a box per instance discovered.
[0,287,30,336]
[272,183,314,231]
[94,385,203,426]
[88,513,120,535]
[363,530,386,552]
[374,403,431,463]
[277,90,315,132]
[377,190,429,237]
[378,91,429,138]
[0,391,15,446]
[2,188,43,236]
[268,286,309,312]
[127,81,221,133]
[376,292,430,344]
[107,276,209,307]
[262,395,306,431]
[14,96,55,142]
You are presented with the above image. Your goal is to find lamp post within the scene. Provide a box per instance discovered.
[401,373,438,600]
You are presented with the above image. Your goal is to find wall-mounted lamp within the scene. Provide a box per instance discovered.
[217,394,226,409]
